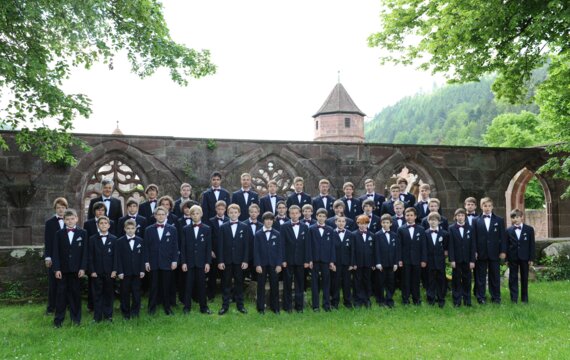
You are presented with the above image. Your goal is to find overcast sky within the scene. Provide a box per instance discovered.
[64,0,444,141]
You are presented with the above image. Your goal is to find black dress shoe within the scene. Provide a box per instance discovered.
[273,310,280,315]
[218,308,228,315]
[313,307,320,312]
[237,307,248,314]
[201,309,213,315]
[54,322,62,328]
[296,309,304,313]
[323,307,331,312]
[258,310,265,315]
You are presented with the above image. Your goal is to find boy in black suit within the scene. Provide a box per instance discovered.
[309,208,336,312]
[448,208,476,307]
[420,198,449,230]
[414,184,432,223]
[374,214,400,308]
[331,216,354,309]
[52,209,87,328]
[274,201,290,231]
[326,200,356,231]
[425,212,448,307]
[474,197,507,304]
[180,205,212,314]
[144,206,179,315]
[84,201,117,237]
[381,184,401,216]
[139,184,159,221]
[217,204,251,315]
[173,183,193,219]
[87,179,123,224]
[281,205,311,313]
[359,178,385,218]
[301,204,316,226]
[254,212,283,314]
[397,177,416,208]
[244,204,262,279]
[340,182,362,221]
[260,180,285,215]
[232,172,260,221]
[391,200,406,232]
[44,197,68,315]
[398,207,427,305]
[286,176,312,210]
[88,216,117,322]
[200,171,231,221]
[148,196,178,226]
[207,200,229,300]
[114,219,145,319]
[507,209,535,303]
[464,196,479,297]
[312,178,335,218]
[361,199,381,233]
[353,215,375,308]
[117,199,147,239]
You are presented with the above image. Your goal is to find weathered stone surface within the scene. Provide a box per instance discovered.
[543,241,570,258]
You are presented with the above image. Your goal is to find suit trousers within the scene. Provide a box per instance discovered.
[54,273,81,326]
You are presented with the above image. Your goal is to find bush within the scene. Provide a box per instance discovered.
[537,255,570,281]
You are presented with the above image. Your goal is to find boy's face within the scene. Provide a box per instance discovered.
[102,183,113,197]
[277,204,287,216]
[455,213,466,224]
[428,218,439,229]
[420,188,430,199]
[512,215,523,225]
[215,205,226,217]
[335,217,346,229]
[64,214,77,228]
[316,213,327,224]
[289,209,301,221]
[55,204,67,216]
[363,205,372,214]
[294,181,304,193]
[334,206,345,216]
[228,208,240,221]
[125,225,136,237]
[398,182,407,192]
[428,203,439,213]
[302,209,312,218]
[263,218,274,228]
[365,182,374,193]
[268,183,277,194]
[249,208,260,219]
[127,204,138,215]
[390,188,400,199]
[147,189,158,199]
[319,182,330,195]
[241,176,251,189]
[405,211,416,224]
[190,211,202,223]
[155,210,167,223]
[481,202,493,214]
[180,186,191,199]
[183,207,192,216]
[344,186,353,197]
[95,207,106,218]
[358,222,368,232]
[381,219,391,230]
[464,202,476,212]
[98,219,110,233]
[211,176,221,188]
[394,204,404,216]
[160,201,171,211]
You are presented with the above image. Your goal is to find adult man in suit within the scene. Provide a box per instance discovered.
[144,206,179,315]
[359,178,385,218]
[231,173,259,221]
[260,180,285,215]
[200,171,231,221]
[44,197,68,315]
[312,178,335,218]
[87,179,123,225]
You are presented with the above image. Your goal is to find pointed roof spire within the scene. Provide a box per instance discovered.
[313,82,365,118]
[112,120,124,135]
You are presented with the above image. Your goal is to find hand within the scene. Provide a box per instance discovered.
[139,272,145,279]
[529,261,534,266]
[329,263,336,272]
[91,272,98,278]
[303,263,309,269]
[276,266,282,274]
[218,263,225,271]
[145,263,151,272]
[398,261,403,268]
[451,261,456,269]
[111,271,117,279]
[469,262,475,270]
[119,274,124,280]
[444,251,448,257]
[420,262,426,268]
[211,251,216,259]
[171,262,177,270]
[392,265,398,272]
[499,252,506,260]
[309,261,313,270]
[256,266,262,274]
[45,260,52,268]
[348,266,353,271]
[78,270,85,278]
[475,252,478,260]
[353,265,358,270]
[55,271,62,279]
[376,264,383,271]
[282,262,287,268]
[241,262,248,270]
[182,264,188,272]
[205,264,210,273]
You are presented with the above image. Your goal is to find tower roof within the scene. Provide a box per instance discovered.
[313,82,366,118]
[112,121,123,135]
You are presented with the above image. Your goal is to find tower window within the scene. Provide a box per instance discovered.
[345,117,351,128]
[316,120,319,130]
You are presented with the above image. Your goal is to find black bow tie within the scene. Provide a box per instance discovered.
[243,191,249,194]
[264,230,272,233]
[130,216,137,220]
[483,215,491,218]
[407,224,415,228]
[57,217,63,221]
[430,230,438,234]
[514,225,521,230]
[155,224,164,228]
[66,228,75,233]
[217,217,225,221]
[367,194,374,197]
[338,230,345,233]
[292,222,299,226]
[103,198,111,202]
[230,221,239,225]
[270,195,276,198]
[317,225,325,229]
[468,213,477,217]
[128,237,135,241]
[360,231,367,235]
[184,217,191,220]
[457,225,465,228]
[213,188,220,192]
[346,197,352,200]
[193,223,202,228]
[149,200,157,203]
[384,231,390,235]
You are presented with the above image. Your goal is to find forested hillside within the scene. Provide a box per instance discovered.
[365,77,538,145]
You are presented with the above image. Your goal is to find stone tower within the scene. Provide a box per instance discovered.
[313,82,365,142]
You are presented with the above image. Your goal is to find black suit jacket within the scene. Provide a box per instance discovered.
[260,194,285,215]
[448,223,476,264]
[88,233,117,275]
[218,221,251,265]
[366,214,381,233]
[114,235,145,276]
[358,193,385,217]
[414,200,431,224]
[208,215,229,258]
[117,215,147,239]
[52,228,88,273]
[340,196,362,221]
[374,230,400,268]
[425,229,448,270]
[44,215,64,260]
[308,224,336,263]
[380,199,399,216]
[173,198,198,219]
[244,219,262,261]
[506,224,536,262]
[398,224,427,266]
[286,192,312,210]
[333,230,355,266]
[281,221,311,265]
[143,223,179,271]
[273,216,290,232]
[139,200,158,221]
[352,230,375,267]
[391,215,406,233]
[88,196,123,224]
[232,189,260,221]
[474,214,507,261]
[180,223,212,268]
[253,229,283,267]
[201,188,231,220]
[400,192,416,209]
[421,215,449,231]
[312,195,336,218]
[326,216,356,232]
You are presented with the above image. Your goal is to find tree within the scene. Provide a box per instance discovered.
[368,0,570,197]
[0,0,215,165]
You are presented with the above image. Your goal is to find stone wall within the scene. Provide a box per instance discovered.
[525,209,548,239]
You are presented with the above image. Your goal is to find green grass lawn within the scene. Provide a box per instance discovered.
[1,281,569,359]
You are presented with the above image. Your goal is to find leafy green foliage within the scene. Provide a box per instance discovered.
[538,255,570,281]
[0,0,215,165]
